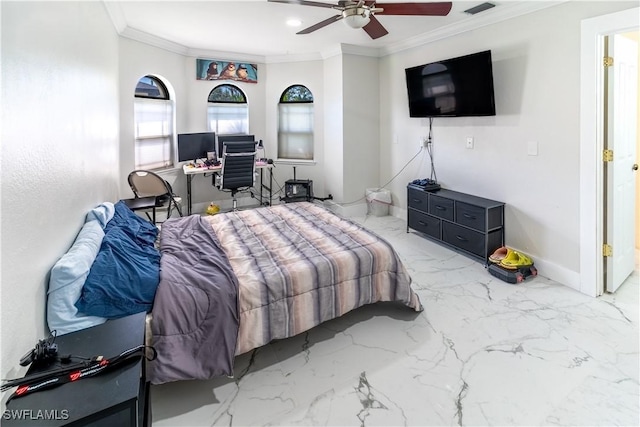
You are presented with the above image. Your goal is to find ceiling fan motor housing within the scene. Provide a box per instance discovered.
[342,7,371,28]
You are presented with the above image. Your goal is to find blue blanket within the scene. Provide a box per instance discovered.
[75,201,160,318]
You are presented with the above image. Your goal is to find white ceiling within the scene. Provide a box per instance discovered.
[104,1,565,61]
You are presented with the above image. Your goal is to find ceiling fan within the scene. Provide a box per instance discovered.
[268,0,452,40]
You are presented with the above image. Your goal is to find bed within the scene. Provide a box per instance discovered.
[47,201,422,386]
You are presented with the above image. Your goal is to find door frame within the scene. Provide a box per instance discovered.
[580,7,639,297]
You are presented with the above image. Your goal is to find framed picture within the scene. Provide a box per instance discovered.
[196,59,258,83]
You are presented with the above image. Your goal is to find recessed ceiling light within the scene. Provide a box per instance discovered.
[286,18,302,27]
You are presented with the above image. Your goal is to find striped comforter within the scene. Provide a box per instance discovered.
[203,202,422,356]
[150,202,421,384]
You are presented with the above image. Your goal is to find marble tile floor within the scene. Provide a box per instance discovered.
[151,214,639,427]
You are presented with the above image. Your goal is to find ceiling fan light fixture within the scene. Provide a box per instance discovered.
[342,7,371,29]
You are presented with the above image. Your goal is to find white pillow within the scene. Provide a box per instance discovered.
[85,202,115,228]
[47,219,107,335]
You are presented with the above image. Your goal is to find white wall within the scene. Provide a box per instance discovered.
[322,51,381,215]
[323,54,345,203]
[1,1,120,385]
[185,56,268,211]
[118,38,190,198]
[119,41,331,212]
[380,1,637,288]
[342,54,380,207]
[265,60,326,199]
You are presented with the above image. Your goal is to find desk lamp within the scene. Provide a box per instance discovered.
[257,140,265,160]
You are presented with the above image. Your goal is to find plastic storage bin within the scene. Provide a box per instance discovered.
[366,188,392,217]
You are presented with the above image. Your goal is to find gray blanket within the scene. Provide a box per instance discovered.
[149,215,239,385]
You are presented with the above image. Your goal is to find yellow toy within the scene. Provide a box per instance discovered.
[205,203,220,215]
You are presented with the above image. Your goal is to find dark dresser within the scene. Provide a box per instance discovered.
[407,184,505,265]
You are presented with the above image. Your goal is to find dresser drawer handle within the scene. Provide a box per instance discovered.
[435,205,446,211]
[412,199,422,204]
[463,213,476,220]
[418,221,427,226]
[455,235,468,242]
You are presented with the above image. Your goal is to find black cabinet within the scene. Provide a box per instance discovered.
[407,184,504,265]
[4,312,149,427]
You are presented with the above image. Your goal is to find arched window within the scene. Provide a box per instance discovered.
[278,85,314,161]
[207,84,249,134]
[134,75,175,169]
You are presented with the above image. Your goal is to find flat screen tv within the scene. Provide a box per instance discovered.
[177,132,216,162]
[405,50,496,117]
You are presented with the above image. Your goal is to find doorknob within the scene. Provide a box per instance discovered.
[634,164,639,171]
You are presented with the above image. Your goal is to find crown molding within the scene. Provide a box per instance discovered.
[265,51,324,64]
[103,1,569,62]
[321,44,344,60]
[319,43,381,60]
[379,1,569,56]
[339,43,381,57]
[187,48,266,64]
[102,1,127,34]
[120,27,190,56]
[117,23,325,64]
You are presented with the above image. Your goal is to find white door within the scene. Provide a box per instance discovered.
[605,33,638,293]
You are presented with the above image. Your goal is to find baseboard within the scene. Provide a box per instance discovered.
[528,257,581,292]
[390,205,582,292]
[323,200,367,218]
[390,206,407,220]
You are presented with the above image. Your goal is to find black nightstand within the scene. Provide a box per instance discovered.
[4,312,150,427]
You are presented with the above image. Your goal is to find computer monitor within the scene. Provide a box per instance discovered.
[177,132,216,162]
[217,134,254,159]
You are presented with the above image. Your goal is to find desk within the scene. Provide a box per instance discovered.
[182,162,273,215]
[4,312,149,427]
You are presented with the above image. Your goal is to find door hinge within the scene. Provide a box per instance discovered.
[604,56,614,67]
[603,244,613,257]
[603,149,614,162]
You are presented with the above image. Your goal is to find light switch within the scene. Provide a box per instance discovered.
[527,141,538,156]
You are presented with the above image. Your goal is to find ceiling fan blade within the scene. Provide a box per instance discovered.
[372,2,452,16]
[362,15,389,40]
[268,0,336,9]
[297,14,343,34]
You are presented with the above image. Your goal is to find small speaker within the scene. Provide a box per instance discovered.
[284,180,313,202]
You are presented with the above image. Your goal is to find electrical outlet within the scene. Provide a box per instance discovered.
[419,137,425,150]
[466,137,474,149]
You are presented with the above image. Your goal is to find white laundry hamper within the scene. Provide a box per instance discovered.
[366,188,392,216]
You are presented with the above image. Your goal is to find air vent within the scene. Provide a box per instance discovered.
[464,2,496,15]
